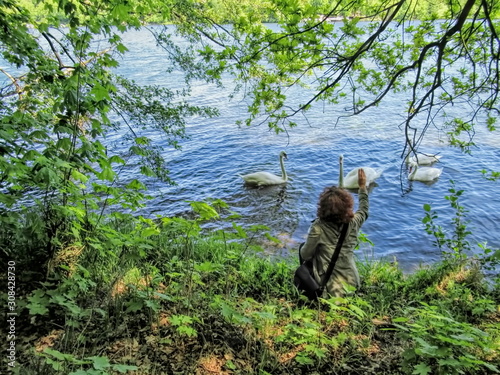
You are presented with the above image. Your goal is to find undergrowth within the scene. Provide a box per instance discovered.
[1,191,499,375]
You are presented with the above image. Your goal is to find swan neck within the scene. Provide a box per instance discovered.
[339,159,344,188]
[410,164,418,178]
[280,154,287,181]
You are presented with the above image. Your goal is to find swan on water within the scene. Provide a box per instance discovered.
[405,152,442,165]
[408,161,443,182]
[338,154,382,189]
[240,151,288,186]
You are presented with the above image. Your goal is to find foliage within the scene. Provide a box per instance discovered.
[1,1,499,374]
[480,169,500,181]
[0,0,217,274]
[41,348,138,375]
[422,180,472,258]
[1,192,495,374]
[153,0,500,170]
[394,303,499,375]
[422,179,500,275]
[19,0,485,25]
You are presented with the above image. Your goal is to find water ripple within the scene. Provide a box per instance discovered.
[114,26,500,271]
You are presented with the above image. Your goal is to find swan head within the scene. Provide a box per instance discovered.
[339,154,344,165]
[409,161,418,172]
[280,151,288,160]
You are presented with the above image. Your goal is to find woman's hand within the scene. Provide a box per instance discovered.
[358,168,367,189]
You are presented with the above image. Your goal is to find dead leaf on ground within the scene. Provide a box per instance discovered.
[34,330,64,353]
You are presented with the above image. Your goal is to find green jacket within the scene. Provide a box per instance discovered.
[300,189,369,297]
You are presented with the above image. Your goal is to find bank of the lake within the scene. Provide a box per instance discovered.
[7,204,500,375]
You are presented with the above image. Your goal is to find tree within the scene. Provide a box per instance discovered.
[2,0,499,269]
[0,0,216,269]
[155,0,500,161]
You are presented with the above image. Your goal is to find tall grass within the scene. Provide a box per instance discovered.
[2,196,499,374]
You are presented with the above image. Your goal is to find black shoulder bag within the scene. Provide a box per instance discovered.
[294,223,349,300]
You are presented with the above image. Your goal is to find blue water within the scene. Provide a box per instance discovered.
[6,25,499,272]
[107,26,500,271]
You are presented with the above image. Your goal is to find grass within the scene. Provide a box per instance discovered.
[2,209,499,375]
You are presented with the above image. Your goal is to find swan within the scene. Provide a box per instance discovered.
[338,155,382,189]
[240,151,288,186]
[408,161,443,182]
[405,152,442,165]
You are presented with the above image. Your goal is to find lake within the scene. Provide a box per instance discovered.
[69,25,500,271]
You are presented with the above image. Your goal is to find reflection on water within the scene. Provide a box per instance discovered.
[111,27,500,272]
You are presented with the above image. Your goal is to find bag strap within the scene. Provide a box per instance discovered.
[319,223,349,289]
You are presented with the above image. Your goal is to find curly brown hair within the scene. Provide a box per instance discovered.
[317,186,354,224]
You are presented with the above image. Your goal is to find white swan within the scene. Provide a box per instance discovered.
[338,155,382,189]
[405,152,442,166]
[240,151,288,186]
[408,161,443,182]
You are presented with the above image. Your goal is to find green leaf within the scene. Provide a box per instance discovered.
[140,165,155,176]
[113,364,139,373]
[125,300,143,313]
[347,304,366,319]
[438,358,461,367]
[254,311,276,321]
[116,43,128,53]
[450,333,475,342]
[220,303,236,320]
[98,166,115,181]
[414,337,439,355]
[145,299,160,311]
[153,292,173,301]
[88,356,110,370]
[126,179,146,190]
[90,83,111,101]
[109,155,125,164]
[171,315,193,326]
[71,169,89,182]
[486,249,500,260]
[141,226,160,237]
[27,290,50,315]
[194,262,218,272]
[56,137,72,150]
[412,363,432,375]
[177,325,198,337]
[232,222,247,238]
[295,354,314,365]
[43,348,88,366]
[45,358,63,371]
[36,166,59,184]
[482,363,500,373]
[44,348,71,361]
[188,201,219,220]
[111,3,129,21]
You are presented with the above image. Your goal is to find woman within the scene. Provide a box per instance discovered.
[300,169,368,298]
